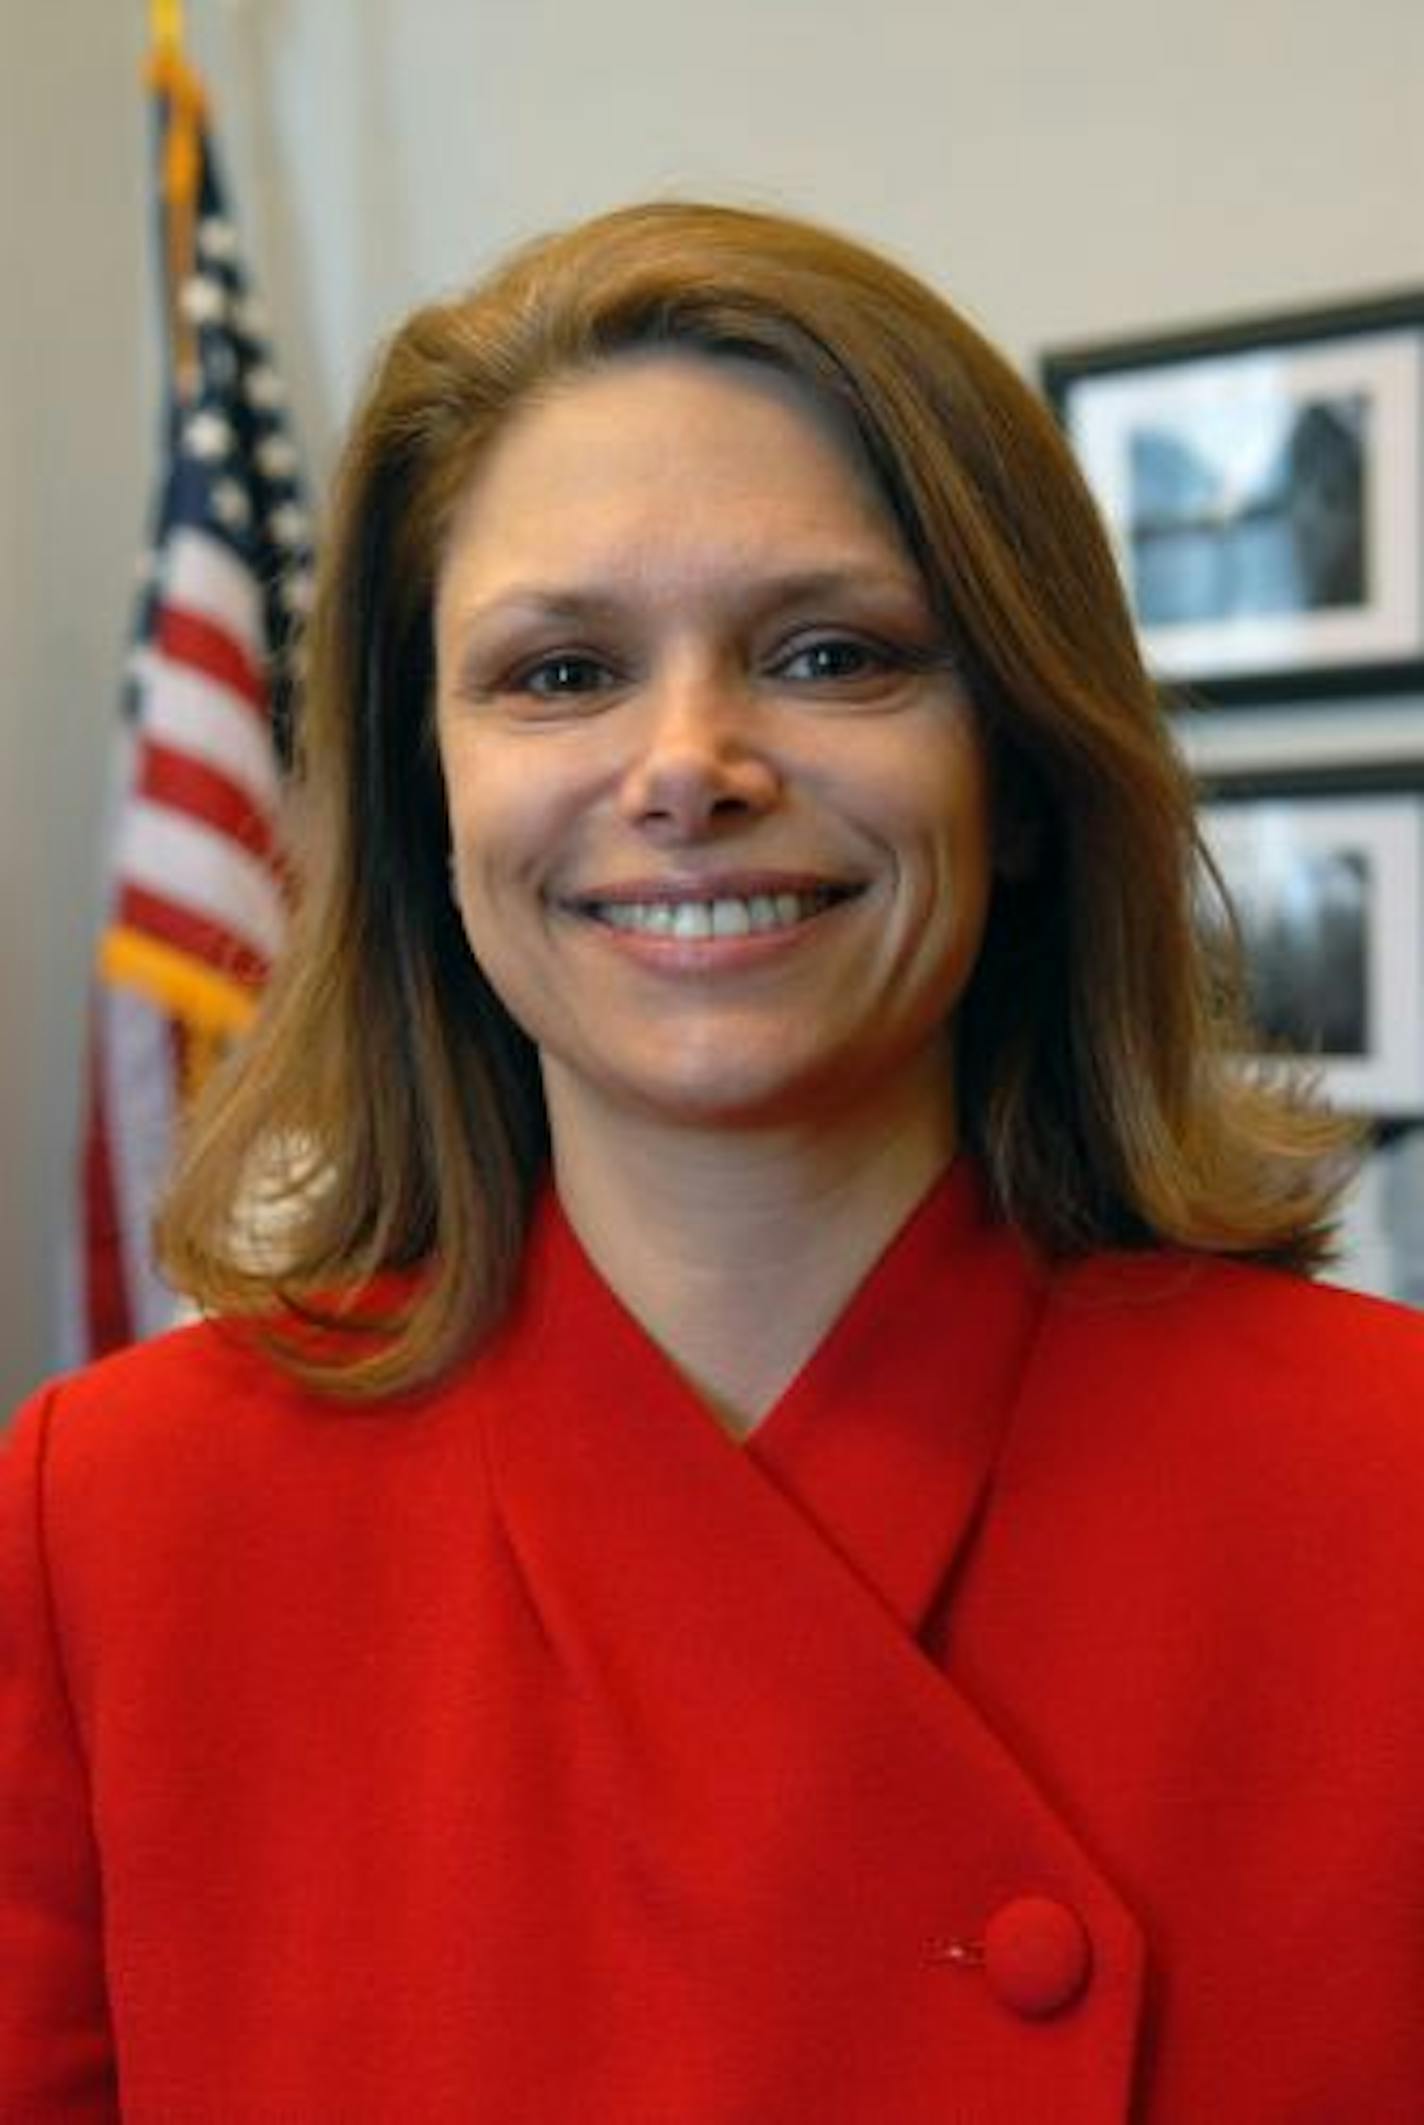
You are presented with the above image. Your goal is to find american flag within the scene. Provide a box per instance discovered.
[68,50,313,1360]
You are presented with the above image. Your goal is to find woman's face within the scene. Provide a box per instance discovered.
[433,350,994,1145]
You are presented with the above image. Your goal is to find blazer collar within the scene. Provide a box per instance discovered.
[472,1161,1146,2113]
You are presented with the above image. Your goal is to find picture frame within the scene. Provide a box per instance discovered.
[1042,292,1424,705]
[1198,790,1424,1115]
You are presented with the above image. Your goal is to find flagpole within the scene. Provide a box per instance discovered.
[149,0,186,57]
[146,0,204,399]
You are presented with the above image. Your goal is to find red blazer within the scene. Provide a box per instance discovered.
[5,1165,1424,2121]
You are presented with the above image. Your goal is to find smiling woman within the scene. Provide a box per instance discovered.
[157,203,1352,1396]
[7,203,1424,2121]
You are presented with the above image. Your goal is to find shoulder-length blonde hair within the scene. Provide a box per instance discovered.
[159,200,1353,1395]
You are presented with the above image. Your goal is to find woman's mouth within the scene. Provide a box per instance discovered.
[575,886,860,940]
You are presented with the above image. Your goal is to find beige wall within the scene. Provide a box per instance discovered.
[2,4,150,1410]
[4,0,1422,1406]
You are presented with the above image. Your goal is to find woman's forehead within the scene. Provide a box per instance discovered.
[434,348,924,623]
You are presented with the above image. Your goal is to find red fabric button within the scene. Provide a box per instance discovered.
[983,1895,1093,2019]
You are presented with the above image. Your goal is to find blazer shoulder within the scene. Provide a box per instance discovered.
[5,1302,470,1516]
[3,1324,296,1534]
[4,1316,502,1659]
[1041,1248,1424,1482]
[1053,1245,1424,1348]
[13,1314,291,1443]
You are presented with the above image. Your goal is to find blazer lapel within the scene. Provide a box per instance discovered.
[745,1163,1047,1635]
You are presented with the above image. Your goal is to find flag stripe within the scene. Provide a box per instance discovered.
[117,798,286,959]
[80,1029,134,1353]
[139,738,279,866]
[117,881,272,990]
[139,654,285,810]
[101,986,186,1342]
[163,524,265,651]
[158,603,266,712]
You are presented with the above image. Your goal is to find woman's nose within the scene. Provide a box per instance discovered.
[617,674,782,838]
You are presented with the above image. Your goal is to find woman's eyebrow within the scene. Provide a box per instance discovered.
[452,565,931,640]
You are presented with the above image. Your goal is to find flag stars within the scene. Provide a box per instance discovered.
[233,294,269,340]
[244,364,286,411]
[210,479,253,531]
[281,568,315,615]
[184,409,235,462]
[179,274,229,327]
[256,434,299,479]
[267,502,311,548]
[198,216,240,264]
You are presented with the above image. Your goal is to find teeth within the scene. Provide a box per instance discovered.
[591,890,841,937]
[711,899,750,938]
[671,902,710,940]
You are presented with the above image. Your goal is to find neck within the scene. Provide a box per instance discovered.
[545,1063,959,1435]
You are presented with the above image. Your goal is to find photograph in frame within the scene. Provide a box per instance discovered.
[1199,792,1424,1115]
[1043,295,1424,704]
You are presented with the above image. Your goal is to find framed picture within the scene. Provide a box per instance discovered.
[1198,791,1424,1114]
[1042,292,1424,704]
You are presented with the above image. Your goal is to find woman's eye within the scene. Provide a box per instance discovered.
[511,652,617,699]
[774,635,901,685]
[782,637,879,680]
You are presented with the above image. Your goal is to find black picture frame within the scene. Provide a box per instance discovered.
[1198,788,1424,1115]
[1042,291,1424,707]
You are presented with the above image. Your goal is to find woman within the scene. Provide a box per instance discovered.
[4,202,1424,2122]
